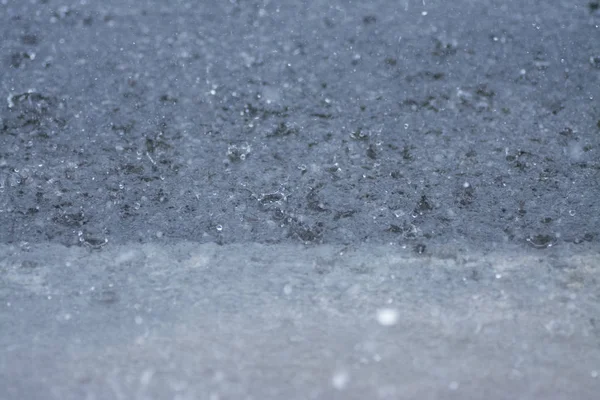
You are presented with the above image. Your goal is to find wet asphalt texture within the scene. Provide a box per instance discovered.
[1,0,600,399]
[0,0,599,251]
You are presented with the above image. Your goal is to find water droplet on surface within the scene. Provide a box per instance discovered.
[91,288,118,305]
[226,143,252,162]
[216,225,223,231]
[78,230,108,249]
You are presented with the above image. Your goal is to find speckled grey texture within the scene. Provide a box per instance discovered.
[1,0,598,249]
[1,0,600,399]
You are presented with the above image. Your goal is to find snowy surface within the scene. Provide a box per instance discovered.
[1,242,600,399]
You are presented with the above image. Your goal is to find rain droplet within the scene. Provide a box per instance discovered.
[376,308,399,326]
[331,370,349,390]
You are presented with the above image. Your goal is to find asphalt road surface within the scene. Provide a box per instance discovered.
[1,0,599,399]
